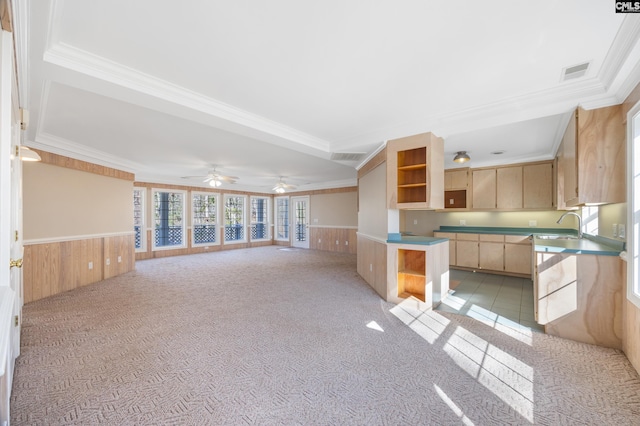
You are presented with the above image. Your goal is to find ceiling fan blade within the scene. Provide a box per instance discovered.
[203,176,213,182]
[219,175,238,183]
[181,175,208,179]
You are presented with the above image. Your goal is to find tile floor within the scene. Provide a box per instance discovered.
[435,269,544,332]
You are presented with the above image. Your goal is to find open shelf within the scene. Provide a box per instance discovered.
[444,189,467,209]
[398,249,426,302]
[397,147,427,204]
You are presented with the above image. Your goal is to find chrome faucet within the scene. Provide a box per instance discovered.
[556,211,583,238]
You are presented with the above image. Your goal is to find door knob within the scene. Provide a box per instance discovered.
[10,258,22,269]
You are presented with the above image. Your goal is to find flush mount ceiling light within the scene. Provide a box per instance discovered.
[19,146,41,162]
[453,151,470,163]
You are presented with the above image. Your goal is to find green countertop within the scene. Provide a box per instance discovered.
[432,226,625,256]
[387,233,448,245]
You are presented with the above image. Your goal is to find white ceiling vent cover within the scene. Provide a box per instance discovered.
[330,152,366,161]
[561,62,590,81]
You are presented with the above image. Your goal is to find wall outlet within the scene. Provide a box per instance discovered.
[449,198,454,205]
[318,239,321,244]
[335,240,339,245]
[529,220,537,227]
[413,219,418,225]
[117,256,122,263]
[345,241,349,245]
[619,224,626,239]
[313,218,319,223]
[460,220,466,226]
[369,263,373,272]
[106,258,110,266]
[612,223,618,237]
[88,261,93,270]
[204,246,209,250]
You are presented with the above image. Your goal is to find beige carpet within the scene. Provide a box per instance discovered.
[10,246,640,425]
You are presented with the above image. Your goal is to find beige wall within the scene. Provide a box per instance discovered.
[310,192,357,227]
[402,210,574,236]
[597,203,627,240]
[358,163,388,239]
[23,162,133,240]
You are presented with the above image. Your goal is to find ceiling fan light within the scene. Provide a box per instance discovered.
[209,179,222,187]
[275,186,286,194]
[453,151,470,163]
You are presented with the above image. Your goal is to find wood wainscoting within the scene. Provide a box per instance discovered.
[356,233,387,299]
[23,234,135,303]
[309,227,357,254]
[624,298,640,374]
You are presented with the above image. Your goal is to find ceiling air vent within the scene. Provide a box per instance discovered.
[561,62,590,82]
[330,152,366,162]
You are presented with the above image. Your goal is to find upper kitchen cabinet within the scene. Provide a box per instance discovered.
[387,132,444,209]
[444,168,469,210]
[559,106,625,207]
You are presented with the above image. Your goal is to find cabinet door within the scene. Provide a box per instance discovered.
[472,169,497,209]
[504,243,532,274]
[523,163,553,209]
[562,112,578,205]
[434,232,456,265]
[445,169,468,190]
[479,242,504,271]
[497,166,523,209]
[456,240,478,268]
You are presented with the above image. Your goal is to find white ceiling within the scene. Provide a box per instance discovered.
[18,1,640,193]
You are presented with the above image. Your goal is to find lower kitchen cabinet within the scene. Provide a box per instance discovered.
[504,235,532,274]
[455,233,479,268]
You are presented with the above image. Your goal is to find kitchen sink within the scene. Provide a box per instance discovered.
[537,235,580,240]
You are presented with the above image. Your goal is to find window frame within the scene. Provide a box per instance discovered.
[274,196,290,242]
[223,194,248,244]
[133,188,146,253]
[250,196,271,242]
[191,191,220,247]
[151,188,187,251]
[627,101,640,309]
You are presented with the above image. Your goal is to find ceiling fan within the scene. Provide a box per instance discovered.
[273,177,297,193]
[181,167,238,187]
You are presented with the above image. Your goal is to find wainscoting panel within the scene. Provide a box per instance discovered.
[309,227,357,254]
[624,297,640,375]
[24,234,135,303]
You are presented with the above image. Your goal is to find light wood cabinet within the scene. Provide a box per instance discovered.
[456,233,479,268]
[434,232,456,265]
[504,235,532,274]
[559,106,625,207]
[523,163,553,209]
[479,234,505,271]
[534,251,623,349]
[444,168,469,209]
[496,166,523,209]
[387,132,444,209]
[471,169,497,209]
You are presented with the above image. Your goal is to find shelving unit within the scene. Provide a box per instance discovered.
[397,147,427,204]
[397,249,426,301]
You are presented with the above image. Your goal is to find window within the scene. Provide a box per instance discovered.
[153,189,186,249]
[192,192,219,246]
[250,196,270,241]
[275,196,289,241]
[628,104,640,308]
[224,195,246,243]
[133,188,146,252]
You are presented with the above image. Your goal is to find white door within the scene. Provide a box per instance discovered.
[0,28,21,423]
[291,196,309,249]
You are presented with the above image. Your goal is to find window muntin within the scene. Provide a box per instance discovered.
[192,192,219,246]
[224,195,246,243]
[275,196,289,241]
[153,189,186,249]
[133,188,146,252]
[250,196,270,241]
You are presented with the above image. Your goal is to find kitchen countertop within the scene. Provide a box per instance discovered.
[433,226,625,256]
[386,233,448,245]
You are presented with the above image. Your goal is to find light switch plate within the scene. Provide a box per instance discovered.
[460,220,466,226]
[529,220,537,227]
[413,219,418,225]
[612,224,618,237]
[619,224,626,239]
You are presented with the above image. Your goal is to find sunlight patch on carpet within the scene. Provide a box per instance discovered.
[444,326,534,423]
[434,384,475,426]
[390,297,451,344]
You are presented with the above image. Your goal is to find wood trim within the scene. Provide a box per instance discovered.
[309,227,357,254]
[134,181,269,196]
[285,186,358,196]
[623,81,640,122]
[33,149,135,181]
[358,147,387,179]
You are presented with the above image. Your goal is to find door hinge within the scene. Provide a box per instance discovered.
[14,145,19,156]
[14,315,18,327]
[15,230,18,242]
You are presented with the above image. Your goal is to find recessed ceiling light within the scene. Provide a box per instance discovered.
[491,150,505,155]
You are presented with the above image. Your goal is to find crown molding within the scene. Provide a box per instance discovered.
[13,0,29,108]
[598,15,640,91]
[42,42,333,154]
[30,131,141,174]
